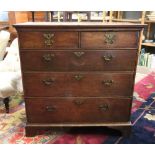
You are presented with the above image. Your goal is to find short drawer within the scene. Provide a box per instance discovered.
[23,72,134,97]
[81,31,139,49]
[20,50,137,71]
[19,31,78,49]
[26,97,132,123]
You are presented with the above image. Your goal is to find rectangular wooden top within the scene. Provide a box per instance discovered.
[13,22,145,29]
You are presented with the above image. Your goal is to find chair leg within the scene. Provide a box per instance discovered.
[3,97,10,113]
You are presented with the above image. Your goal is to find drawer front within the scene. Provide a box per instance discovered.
[26,97,132,123]
[81,31,138,49]
[23,72,134,97]
[19,31,78,49]
[20,50,137,72]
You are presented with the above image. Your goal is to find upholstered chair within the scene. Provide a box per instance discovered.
[0,30,10,61]
[0,38,23,113]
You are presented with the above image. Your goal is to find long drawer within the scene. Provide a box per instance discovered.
[81,31,139,49]
[19,31,79,49]
[23,72,134,97]
[25,97,132,123]
[20,50,137,71]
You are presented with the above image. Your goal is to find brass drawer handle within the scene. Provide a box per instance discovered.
[74,100,84,105]
[43,33,54,47]
[102,80,113,87]
[74,74,83,81]
[102,55,113,61]
[43,53,55,62]
[42,78,55,85]
[73,52,85,58]
[46,106,56,112]
[104,32,116,44]
[98,104,109,111]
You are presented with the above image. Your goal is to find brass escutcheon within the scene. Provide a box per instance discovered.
[102,80,113,87]
[43,33,54,47]
[73,51,85,58]
[74,74,83,81]
[102,55,113,61]
[43,53,55,62]
[42,78,55,85]
[98,104,109,111]
[74,100,84,105]
[104,32,116,44]
[46,106,56,112]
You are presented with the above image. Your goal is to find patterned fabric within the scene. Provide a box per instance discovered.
[0,72,155,144]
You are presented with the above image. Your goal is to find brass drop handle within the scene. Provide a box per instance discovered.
[43,53,55,62]
[42,78,55,85]
[73,52,85,58]
[102,55,113,61]
[43,33,54,47]
[46,106,56,112]
[104,32,116,44]
[98,104,109,111]
[102,80,113,87]
[74,100,84,105]
[74,74,83,81]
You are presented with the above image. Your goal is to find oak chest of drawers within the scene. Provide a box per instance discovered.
[14,22,144,136]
